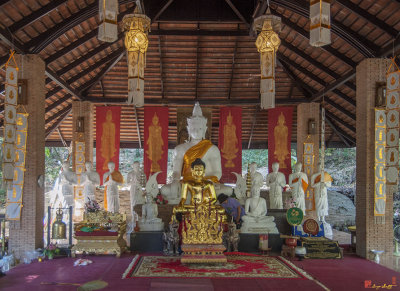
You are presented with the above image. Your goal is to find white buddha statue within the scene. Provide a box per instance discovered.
[289,162,308,214]
[240,181,279,234]
[266,162,286,209]
[80,162,100,204]
[103,161,124,213]
[138,194,164,231]
[161,102,232,203]
[58,161,78,207]
[127,161,145,210]
[311,162,333,222]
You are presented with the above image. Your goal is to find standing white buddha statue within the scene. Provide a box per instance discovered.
[58,161,78,207]
[241,181,279,234]
[80,162,100,204]
[266,162,286,209]
[311,162,333,222]
[103,162,124,213]
[160,102,232,203]
[127,161,145,210]
[245,162,264,189]
[289,162,308,214]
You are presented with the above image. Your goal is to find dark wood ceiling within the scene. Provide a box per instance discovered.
[0,0,399,149]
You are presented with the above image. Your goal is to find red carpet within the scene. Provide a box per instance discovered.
[0,253,398,290]
[124,254,306,279]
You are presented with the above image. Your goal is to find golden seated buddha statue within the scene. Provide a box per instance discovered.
[172,158,227,263]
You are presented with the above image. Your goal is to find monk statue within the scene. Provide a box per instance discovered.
[221,111,238,168]
[138,193,164,231]
[100,110,116,170]
[80,162,100,204]
[311,162,333,222]
[58,161,78,207]
[103,161,124,213]
[240,180,279,234]
[289,162,308,214]
[146,113,163,173]
[274,112,289,168]
[127,161,145,214]
[266,162,286,209]
[161,102,232,203]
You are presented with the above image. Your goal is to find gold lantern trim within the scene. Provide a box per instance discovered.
[254,8,281,109]
[123,7,151,107]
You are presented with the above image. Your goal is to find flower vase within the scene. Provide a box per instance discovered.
[47,253,54,260]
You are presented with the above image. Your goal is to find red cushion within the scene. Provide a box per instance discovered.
[75,230,118,237]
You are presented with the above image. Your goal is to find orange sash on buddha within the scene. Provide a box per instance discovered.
[103,170,124,210]
[292,177,309,193]
[314,172,333,184]
[182,140,219,182]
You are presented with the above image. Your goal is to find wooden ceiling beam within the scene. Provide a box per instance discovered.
[279,54,356,114]
[81,51,125,95]
[84,97,307,105]
[227,37,238,99]
[153,0,175,22]
[55,33,123,76]
[45,69,84,100]
[158,36,165,99]
[149,29,249,36]
[271,0,379,57]
[45,106,72,138]
[7,0,69,34]
[45,104,72,126]
[270,7,357,68]
[335,0,398,38]
[25,0,133,53]
[325,114,354,146]
[224,0,250,27]
[325,110,355,133]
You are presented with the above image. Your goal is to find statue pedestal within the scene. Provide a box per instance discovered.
[130,231,163,252]
[240,216,279,234]
[138,220,164,232]
[181,244,227,263]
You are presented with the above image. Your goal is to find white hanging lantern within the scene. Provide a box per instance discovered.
[254,8,281,109]
[310,0,331,47]
[98,0,119,43]
[123,7,150,107]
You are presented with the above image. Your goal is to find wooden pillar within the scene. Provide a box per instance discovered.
[8,55,45,257]
[72,101,94,169]
[356,58,393,263]
[296,103,320,213]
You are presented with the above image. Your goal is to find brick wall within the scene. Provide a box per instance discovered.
[8,55,45,257]
[356,58,393,263]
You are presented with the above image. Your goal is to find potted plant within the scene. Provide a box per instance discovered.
[43,243,60,260]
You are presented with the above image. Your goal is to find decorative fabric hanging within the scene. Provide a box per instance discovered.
[309,0,331,47]
[374,108,386,224]
[254,8,281,109]
[3,51,19,188]
[6,112,28,220]
[123,5,151,107]
[74,140,85,214]
[98,0,119,43]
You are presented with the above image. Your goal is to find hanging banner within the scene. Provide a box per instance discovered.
[6,112,28,220]
[143,106,169,184]
[268,107,293,180]
[3,53,18,185]
[374,109,386,221]
[96,106,121,185]
[218,107,242,183]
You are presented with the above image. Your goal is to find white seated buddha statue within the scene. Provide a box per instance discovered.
[138,194,164,231]
[161,102,232,203]
[240,181,279,234]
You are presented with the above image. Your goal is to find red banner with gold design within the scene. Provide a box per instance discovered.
[218,107,242,183]
[144,106,169,184]
[268,107,293,180]
[96,106,121,185]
